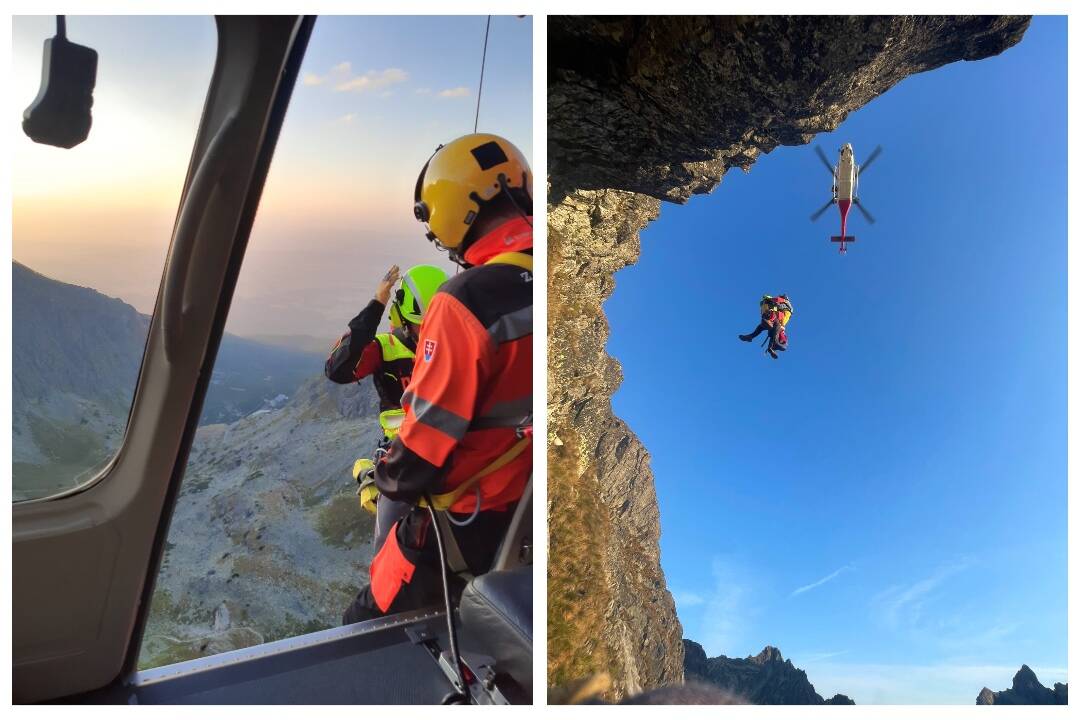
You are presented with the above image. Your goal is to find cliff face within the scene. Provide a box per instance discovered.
[684,641,855,704]
[976,665,1068,705]
[549,16,1031,202]
[547,15,1030,700]
[547,190,679,696]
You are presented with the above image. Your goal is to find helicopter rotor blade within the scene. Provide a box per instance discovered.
[814,145,834,175]
[858,145,883,175]
[810,198,835,222]
[853,197,876,224]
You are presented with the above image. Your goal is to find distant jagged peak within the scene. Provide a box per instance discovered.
[683,638,854,704]
[825,693,855,705]
[976,664,1067,705]
[1013,664,1040,688]
[751,646,784,664]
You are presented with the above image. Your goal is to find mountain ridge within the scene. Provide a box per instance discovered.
[12,260,383,668]
[976,665,1068,705]
[683,640,855,705]
[12,260,322,499]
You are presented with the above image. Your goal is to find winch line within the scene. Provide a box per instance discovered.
[473,15,491,133]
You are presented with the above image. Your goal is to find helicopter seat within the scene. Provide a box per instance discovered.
[458,566,532,696]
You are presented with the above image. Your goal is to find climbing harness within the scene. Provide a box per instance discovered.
[419,432,531,514]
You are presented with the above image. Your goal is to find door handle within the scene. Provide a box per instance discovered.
[161,112,239,362]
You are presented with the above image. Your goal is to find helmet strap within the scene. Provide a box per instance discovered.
[392,324,415,350]
[497,172,533,228]
[456,176,532,264]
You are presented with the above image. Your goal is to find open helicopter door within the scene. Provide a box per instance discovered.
[12,16,316,703]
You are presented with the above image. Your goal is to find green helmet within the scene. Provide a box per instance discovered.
[390,264,448,326]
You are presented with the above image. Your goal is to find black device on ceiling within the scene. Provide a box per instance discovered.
[23,16,97,149]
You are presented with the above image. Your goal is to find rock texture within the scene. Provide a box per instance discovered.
[976,665,1068,705]
[549,16,1031,203]
[547,15,1030,701]
[683,641,855,705]
[547,190,680,699]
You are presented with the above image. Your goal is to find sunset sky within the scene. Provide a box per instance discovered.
[12,15,533,342]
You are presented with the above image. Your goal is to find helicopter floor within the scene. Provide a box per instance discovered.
[70,608,457,705]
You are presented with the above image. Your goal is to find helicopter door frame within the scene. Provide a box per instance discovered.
[12,16,315,703]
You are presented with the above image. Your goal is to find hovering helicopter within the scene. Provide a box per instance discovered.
[809,143,882,254]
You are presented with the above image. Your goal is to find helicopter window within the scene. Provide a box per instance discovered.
[137,15,532,670]
[12,16,217,503]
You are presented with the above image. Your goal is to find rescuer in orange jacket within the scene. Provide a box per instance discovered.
[342,133,533,623]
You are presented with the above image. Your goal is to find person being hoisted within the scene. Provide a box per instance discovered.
[325,263,448,547]
[739,293,794,359]
[341,133,533,623]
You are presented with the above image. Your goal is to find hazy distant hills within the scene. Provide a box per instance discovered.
[249,333,336,355]
[201,332,325,425]
[683,641,855,705]
[12,261,324,499]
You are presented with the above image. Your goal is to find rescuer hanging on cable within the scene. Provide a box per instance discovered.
[739,293,794,359]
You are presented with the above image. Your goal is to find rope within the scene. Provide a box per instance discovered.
[473,15,491,133]
[425,497,471,703]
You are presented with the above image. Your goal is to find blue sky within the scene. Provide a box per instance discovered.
[606,16,1066,704]
[12,15,531,338]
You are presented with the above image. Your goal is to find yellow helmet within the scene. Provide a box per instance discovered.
[413,133,532,254]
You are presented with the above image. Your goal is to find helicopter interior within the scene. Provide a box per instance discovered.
[11,15,533,705]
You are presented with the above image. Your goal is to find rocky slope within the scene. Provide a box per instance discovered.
[140,374,382,669]
[683,641,854,704]
[12,261,151,497]
[547,16,1030,700]
[12,261,320,500]
[976,665,1068,705]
